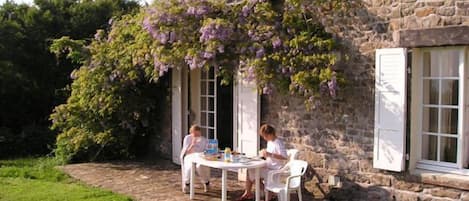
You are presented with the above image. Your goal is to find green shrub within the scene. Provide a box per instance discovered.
[0,0,140,158]
[50,13,170,162]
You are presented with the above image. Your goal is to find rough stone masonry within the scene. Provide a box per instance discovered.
[261,0,469,200]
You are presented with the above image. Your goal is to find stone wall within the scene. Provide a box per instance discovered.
[262,0,469,200]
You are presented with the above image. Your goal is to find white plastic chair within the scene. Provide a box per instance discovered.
[286,149,299,161]
[265,160,308,201]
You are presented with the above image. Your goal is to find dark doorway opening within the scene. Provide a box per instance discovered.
[216,78,233,150]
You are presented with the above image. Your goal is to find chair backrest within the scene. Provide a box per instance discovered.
[286,149,299,161]
[287,160,308,189]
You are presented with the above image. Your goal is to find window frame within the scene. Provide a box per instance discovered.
[411,46,469,175]
[200,67,217,140]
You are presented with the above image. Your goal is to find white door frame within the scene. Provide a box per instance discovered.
[172,67,189,165]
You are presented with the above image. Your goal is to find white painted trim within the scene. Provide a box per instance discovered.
[418,160,457,169]
[422,104,458,109]
[422,132,459,137]
[464,47,469,168]
[232,74,238,152]
[416,165,469,176]
[412,46,469,173]
[422,77,459,79]
[457,49,465,169]
[373,48,407,172]
[172,68,183,165]
[410,49,422,171]
[234,70,260,180]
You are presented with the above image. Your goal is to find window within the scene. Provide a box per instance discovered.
[414,47,469,174]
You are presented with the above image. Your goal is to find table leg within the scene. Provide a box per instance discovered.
[190,162,195,199]
[255,168,260,201]
[221,169,227,201]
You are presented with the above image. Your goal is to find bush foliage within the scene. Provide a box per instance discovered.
[51,14,170,163]
[0,0,139,158]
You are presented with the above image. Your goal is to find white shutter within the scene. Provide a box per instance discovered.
[234,72,260,180]
[373,48,407,172]
[172,68,183,165]
[235,75,260,157]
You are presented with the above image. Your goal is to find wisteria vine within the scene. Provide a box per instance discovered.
[143,0,343,107]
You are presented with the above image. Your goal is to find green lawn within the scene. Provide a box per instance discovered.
[0,157,132,201]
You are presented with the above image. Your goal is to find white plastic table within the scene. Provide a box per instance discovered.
[190,153,267,201]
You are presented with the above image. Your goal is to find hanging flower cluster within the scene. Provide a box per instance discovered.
[141,0,343,104]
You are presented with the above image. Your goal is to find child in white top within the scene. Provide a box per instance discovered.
[180,125,210,193]
[237,124,288,201]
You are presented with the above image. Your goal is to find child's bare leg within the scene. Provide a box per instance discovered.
[239,171,254,199]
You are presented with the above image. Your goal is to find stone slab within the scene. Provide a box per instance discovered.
[396,26,469,47]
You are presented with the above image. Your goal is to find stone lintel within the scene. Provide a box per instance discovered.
[395,26,469,48]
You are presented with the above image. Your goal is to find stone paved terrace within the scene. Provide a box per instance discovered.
[61,159,323,201]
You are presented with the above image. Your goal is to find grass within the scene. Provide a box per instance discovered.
[0,157,132,201]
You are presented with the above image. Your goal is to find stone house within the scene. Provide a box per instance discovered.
[154,0,469,200]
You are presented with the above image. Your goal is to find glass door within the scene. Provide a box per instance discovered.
[200,67,217,139]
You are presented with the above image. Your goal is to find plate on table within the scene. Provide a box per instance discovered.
[238,158,250,163]
[248,156,263,161]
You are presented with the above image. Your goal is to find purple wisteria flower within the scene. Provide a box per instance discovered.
[272,37,282,49]
[158,13,176,24]
[153,55,169,76]
[328,75,337,98]
[187,6,196,15]
[239,60,256,82]
[217,45,225,53]
[245,66,256,81]
[256,48,265,58]
[249,0,261,4]
[281,67,289,75]
[109,71,119,82]
[185,54,206,69]
[199,20,233,42]
[248,46,256,53]
[242,5,250,17]
[94,30,105,41]
[262,84,273,95]
[157,32,169,44]
[108,18,114,25]
[203,51,215,59]
[142,16,176,44]
[248,30,259,41]
[70,70,78,80]
[186,5,210,17]
[238,47,247,54]
[142,17,158,38]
